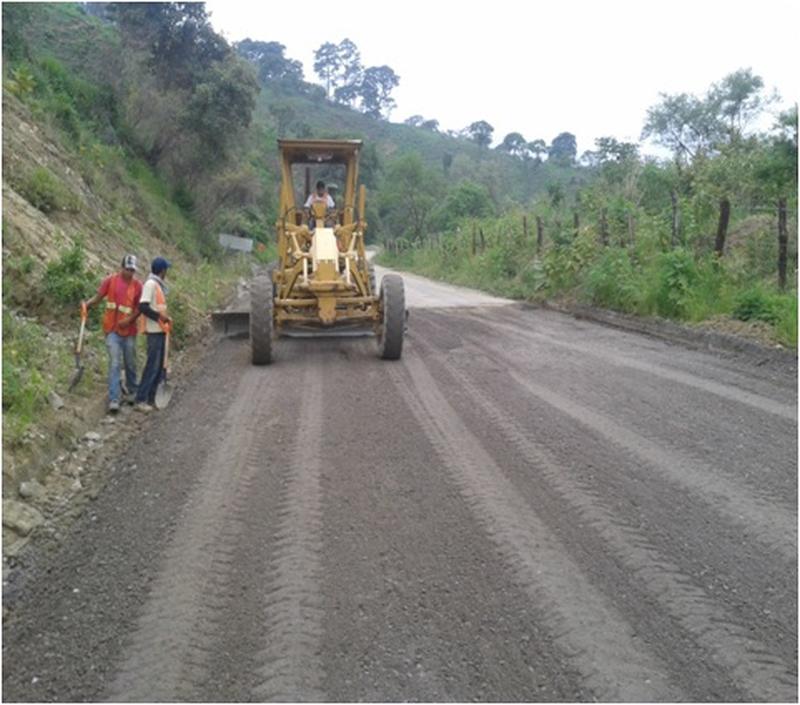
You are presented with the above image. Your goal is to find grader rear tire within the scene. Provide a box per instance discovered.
[250,274,273,365]
[377,274,404,360]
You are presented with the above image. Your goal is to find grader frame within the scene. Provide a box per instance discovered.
[249,139,405,364]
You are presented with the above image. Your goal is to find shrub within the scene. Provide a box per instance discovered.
[18,167,81,213]
[5,65,36,97]
[733,285,782,324]
[2,310,52,441]
[648,248,698,318]
[584,249,640,311]
[43,240,94,306]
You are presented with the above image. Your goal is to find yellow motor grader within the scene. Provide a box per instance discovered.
[249,139,404,364]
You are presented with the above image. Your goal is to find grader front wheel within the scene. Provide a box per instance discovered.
[377,273,405,360]
[250,274,273,365]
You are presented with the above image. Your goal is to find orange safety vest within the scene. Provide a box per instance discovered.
[139,280,169,334]
[102,274,139,336]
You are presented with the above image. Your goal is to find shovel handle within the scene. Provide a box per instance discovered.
[163,331,170,374]
[76,303,88,354]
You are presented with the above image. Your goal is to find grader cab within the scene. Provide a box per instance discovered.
[249,139,405,364]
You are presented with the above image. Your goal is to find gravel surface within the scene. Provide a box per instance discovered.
[2,268,797,702]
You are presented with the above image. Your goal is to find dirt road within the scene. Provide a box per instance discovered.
[3,267,797,702]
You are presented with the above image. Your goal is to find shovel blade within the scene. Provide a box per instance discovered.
[154,381,172,409]
[68,365,85,392]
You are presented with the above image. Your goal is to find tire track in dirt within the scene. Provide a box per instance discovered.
[453,324,797,562]
[2,340,253,703]
[388,348,684,702]
[413,333,797,702]
[106,366,274,702]
[252,360,326,702]
[465,308,797,421]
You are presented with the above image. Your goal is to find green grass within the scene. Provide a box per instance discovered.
[378,216,798,348]
[2,309,79,443]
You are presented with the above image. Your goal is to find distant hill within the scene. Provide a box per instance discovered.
[252,82,580,214]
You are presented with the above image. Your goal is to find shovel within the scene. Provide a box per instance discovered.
[68,302,88,392]
[154,329,172,409]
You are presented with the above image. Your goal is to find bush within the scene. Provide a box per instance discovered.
[647,248,698,318]
[733,285,797,347]
[733,285,783,324]
[18,167,81,213]
[2,310,53,441]
[584,249,640,311]
[43,240,95,306]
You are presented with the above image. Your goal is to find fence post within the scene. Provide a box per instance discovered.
[573,211,580,239]
[479,227,485,252]
[778,197,788,291]
[472,224,477,256]
[714,197,730,257]
[536,216,543,254]
[523,215,529,244]
[627,212,635,247]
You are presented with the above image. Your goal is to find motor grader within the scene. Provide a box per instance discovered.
[249,139,404,364]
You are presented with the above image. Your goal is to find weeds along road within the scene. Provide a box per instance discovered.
[3,266,797,702]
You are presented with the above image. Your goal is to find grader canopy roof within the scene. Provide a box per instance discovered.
[278,139,362,164]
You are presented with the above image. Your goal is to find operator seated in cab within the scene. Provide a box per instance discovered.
[304,180,336,230]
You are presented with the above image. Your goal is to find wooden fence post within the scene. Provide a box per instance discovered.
[573,211,580,239]
[472,224,477,256]
[523,215,529,244]
[714,197,730,257]
[778,197,788,291]
[536,216,543,254]
[479,227,485,252]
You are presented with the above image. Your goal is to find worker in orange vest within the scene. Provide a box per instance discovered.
[135,257,172,412]
[82,254,143,413]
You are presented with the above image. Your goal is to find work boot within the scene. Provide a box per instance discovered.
[108,400,121,414]
[134,402,153,414]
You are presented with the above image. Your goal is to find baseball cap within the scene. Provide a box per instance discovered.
[151,257,171,274]
[121,254,138,272]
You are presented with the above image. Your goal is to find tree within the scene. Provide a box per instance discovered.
[643,92,724,162]
[421,119,439,132]
[709,68,772,141]
[430,181,494,230]
[528,139,547,163]
[466,120,494,148]
[548,132,577,164]
[753,106,798,201]
[497,132,530,159]
[379,154,443,241]
[313,38,363,104]
[359,65,399,119]
[112,3,228,89]
[442,152,453,176]
[182,57,259,161]
[331,38,363,107]
[642,69,771,162]
[235,39,303,89]
[313,41,340,99]
[404,115,424,127]
[593,137,639,163]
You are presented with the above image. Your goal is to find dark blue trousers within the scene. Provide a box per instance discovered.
[136,333,165,404]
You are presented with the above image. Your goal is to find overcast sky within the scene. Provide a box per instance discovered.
[206,0,798,155]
